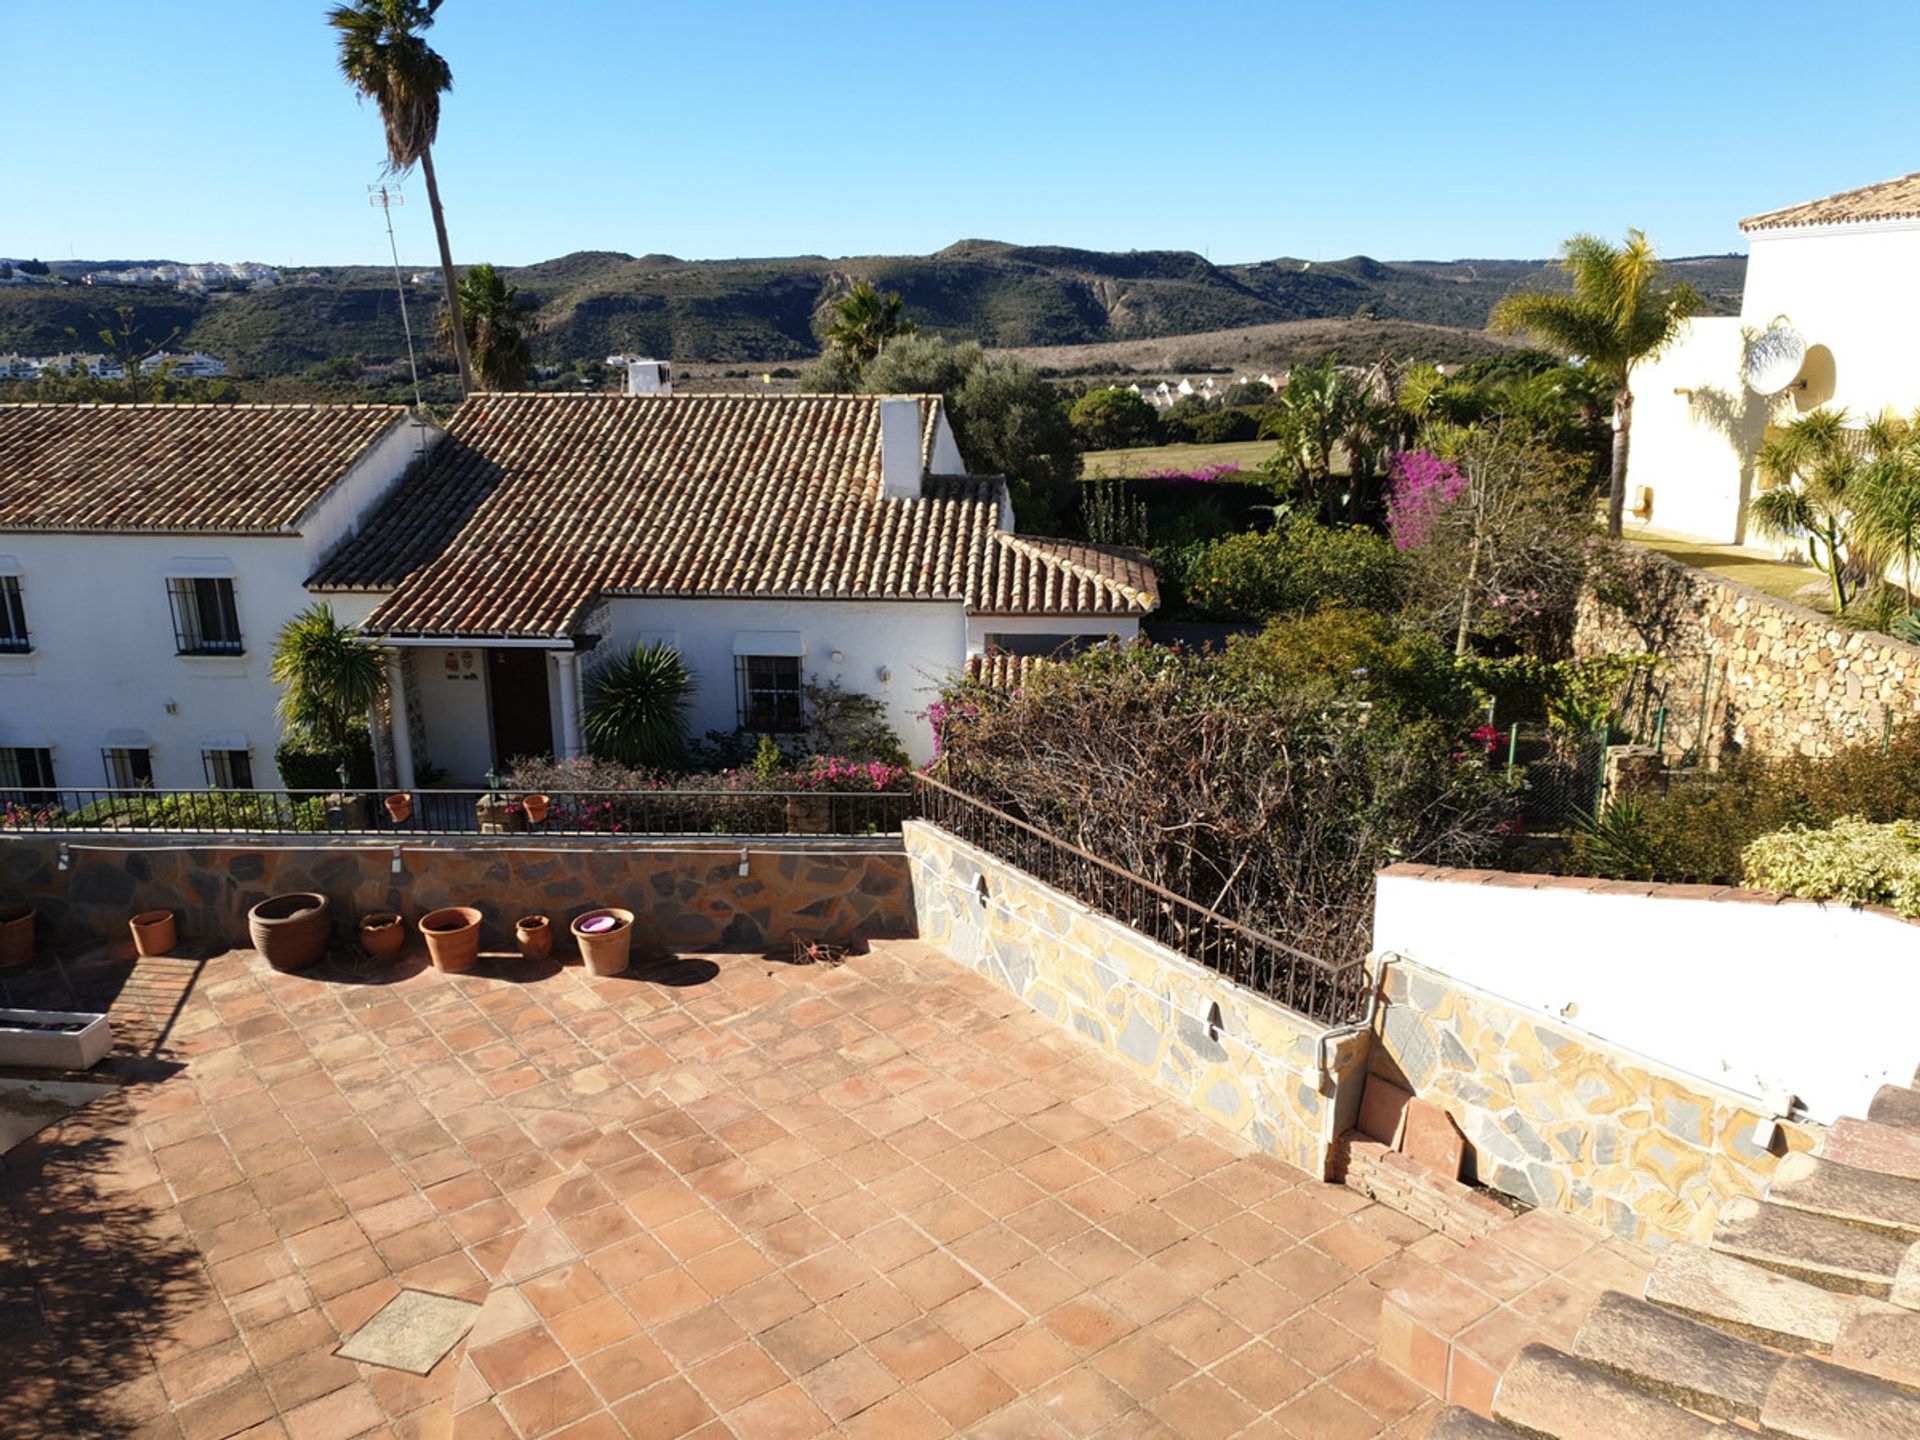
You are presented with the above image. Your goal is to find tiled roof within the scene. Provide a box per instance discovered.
[964,651,1054,689]
[312,392,1156,639]
[0,403,408,534]
[1741,172,1920,231]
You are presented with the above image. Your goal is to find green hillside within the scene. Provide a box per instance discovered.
[0,245,1746,376]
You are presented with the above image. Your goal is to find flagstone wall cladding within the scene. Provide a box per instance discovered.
[1575,546,1920,760]
[1372,957,1822,1248]
[0,836,911,956]
[903,820,1368,1179]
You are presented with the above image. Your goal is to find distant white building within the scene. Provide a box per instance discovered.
[38,354,124,380]
[0,356,37,381]
[83,261,279,291]
[141,351,228,380]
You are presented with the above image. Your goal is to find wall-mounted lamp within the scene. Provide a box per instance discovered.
[876,666,892,685]
[391,848,405,875]
[829,649,846,665]
[164,699,179,716]
[57,843,70,871]
[738,848,751,878]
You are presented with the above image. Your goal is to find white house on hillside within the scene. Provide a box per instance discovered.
[0,404,432,791]
[0,393,1154,792]
[310,392,1155,780]
[1627,171,1920,544]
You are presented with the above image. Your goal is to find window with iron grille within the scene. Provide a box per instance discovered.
[0,577,27,653]
[203,749,254,789]
[167,577,243,655]
[102,748,154,789]
[735,655,803,731]
[0,747,54,791]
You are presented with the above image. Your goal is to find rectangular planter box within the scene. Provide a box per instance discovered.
[0,1010,113,1070]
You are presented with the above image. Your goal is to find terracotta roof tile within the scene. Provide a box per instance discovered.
[0,402,408,533]
[1741,172,1920,232]
[312,392,1156,638]
[965,651,1054,688]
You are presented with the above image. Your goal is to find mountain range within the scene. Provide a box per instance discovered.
[0,244,1747,376]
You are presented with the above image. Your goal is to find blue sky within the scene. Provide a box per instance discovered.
[4,1,1916,268]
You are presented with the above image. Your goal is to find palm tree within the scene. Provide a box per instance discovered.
[329,0,474,397]
[824,282,916,377]
[1850,411,1920,619]
[1490,231,1701,538]
[1750,409,1888,614]
[438,263,536,390]
[584,642,694,770]
[271,604,387,754]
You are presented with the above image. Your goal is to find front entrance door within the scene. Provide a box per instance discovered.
[489,649,555,768]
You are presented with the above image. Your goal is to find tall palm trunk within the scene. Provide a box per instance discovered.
[420,147,473,397]
[1606,389,1632,539]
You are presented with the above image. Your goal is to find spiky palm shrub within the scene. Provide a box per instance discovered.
[584,642,694,771]
[271,603,386,753]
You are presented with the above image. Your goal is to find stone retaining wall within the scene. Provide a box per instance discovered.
[1576,546,1920,760]
[1371,956,1822,1247]
[0,835,911,957]
[904,820,1369,1179]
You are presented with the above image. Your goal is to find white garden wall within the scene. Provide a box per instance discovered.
[1372,865,1920,1124]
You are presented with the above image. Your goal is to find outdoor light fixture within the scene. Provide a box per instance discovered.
[876,666,892,684]
[485,768,500,792]
[391,849,404,875]
[57,843,70,871]
[336,763,351,789]
[738,848,751,878]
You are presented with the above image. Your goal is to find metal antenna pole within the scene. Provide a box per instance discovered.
[369,183,425,413]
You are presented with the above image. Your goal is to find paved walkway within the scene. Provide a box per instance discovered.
[1,936,1447,1439]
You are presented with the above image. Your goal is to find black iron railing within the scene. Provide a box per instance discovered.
[0,786,908,838]
[912,772,1368,1025]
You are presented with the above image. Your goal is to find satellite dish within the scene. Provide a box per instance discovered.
[1745,324,1808,396]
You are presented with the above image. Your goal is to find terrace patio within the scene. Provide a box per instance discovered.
[0,930,1451,1439]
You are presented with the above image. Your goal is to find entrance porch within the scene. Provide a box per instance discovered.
[379,642,586,788]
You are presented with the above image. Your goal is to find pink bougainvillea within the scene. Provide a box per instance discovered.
[1385,450,1467,551]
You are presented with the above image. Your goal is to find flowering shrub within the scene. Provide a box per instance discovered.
[1144,463,1241,484]
[0,801,64,829]
[1385,451,1467,551]
[790,757,909,793]
[501,752,906,834]
[1741,816,1920,916]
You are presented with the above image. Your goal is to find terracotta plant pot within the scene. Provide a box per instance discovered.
[0,905,34,968]
[129,909,177,957]
[571,907,634,977]
[360,911,405,959]
[515,914,553,960]
[384,793,413,824]
[523,794,551,825]
[249,892,332,971]
[420,906,483,973]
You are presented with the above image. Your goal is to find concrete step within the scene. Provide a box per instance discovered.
[1711,1196,1910,1297]
[1867,1084,1920,1133]
[1834,1300,1920,1395]
[1821,1116,1920,1182]
[1767,1151,1920,1239]
[1644,1242,1849,1352]
[1424,1408,1515,1440]
[1759,1353,1920,1439]
[1490,1343,1723,1439]
[1572,1290,1782,1421]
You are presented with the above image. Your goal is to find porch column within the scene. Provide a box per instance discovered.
[553,649,585,760]
[385,651,417,789]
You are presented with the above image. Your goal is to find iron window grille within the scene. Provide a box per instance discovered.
[102,747,154,789]
[168,577,243,655]
[0,576,27,653]
[202,748,254,789]
[735,655,804,732]
[0,747,54,792]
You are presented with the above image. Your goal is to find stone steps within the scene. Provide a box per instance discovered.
[1821,1115,1920,1182]
[1767,1150,1920,1239]
[1867,1084,1920,1134]
[1644,1241,1850,1352]
[1489,1343,1724,1439]
[1571,1290,1782,1421]
[1711,1195,1910,1297]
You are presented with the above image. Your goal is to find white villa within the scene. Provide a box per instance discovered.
[0,391,1154,791]
[1626,170,1920,544]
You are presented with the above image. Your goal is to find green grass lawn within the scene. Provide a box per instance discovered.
[1628,530,1831,612]
[1081,438,1279,478]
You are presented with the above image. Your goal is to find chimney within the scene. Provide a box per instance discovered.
[879,397,922,499]
[625,360,673,396]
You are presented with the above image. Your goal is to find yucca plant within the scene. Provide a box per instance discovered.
[271,603,386,753]
[583,642,694,771]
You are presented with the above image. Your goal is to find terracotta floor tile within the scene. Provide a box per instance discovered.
[760,1309,856,1376]
[871,1316,968,1383]
[1273,1383,1382,1440]
[723,1382,830,1440]
[1093,1331,1195,1401]
[576,1334,674,1402]
[1150,1374,1260,1440]
[1034,1366,1136,1438]
[496,1367,601,1439]
[796,1347,898,1422]
[689,1340,786,1411]
[1210,1340,1312,1411]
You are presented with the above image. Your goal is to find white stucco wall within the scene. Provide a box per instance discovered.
[1623,318,1765,544]
[0,421,425,791]
[1742,222,1920,420]
[596,597,968,765]
[1372,871,1920,1124]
